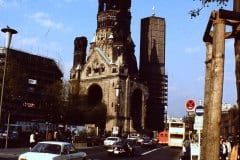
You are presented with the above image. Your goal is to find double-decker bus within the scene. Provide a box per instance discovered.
[168,122,185,147]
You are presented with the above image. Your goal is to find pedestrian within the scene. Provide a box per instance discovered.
[226,139,232,159]
[181,139,191,160]
[220,139,228,160]
[47,131,53,141]
[34,130,40,143]
[230,134,239,160]
[53,129,58,141]
[29,130,36,150]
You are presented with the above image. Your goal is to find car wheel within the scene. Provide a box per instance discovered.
[132,150,135,157]
[127,150,134,157]
[108,152,114,156]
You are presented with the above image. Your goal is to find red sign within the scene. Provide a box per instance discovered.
[186,99,195,111]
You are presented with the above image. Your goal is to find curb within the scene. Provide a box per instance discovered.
[0,148,29,158]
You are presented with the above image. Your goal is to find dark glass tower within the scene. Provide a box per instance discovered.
[139,16,168,131]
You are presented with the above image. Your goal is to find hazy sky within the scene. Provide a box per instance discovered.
[0,0,236,118]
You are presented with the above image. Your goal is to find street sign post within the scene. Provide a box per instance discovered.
[185,99,196,111]
[194,105,204,160]
[194,116,203,130]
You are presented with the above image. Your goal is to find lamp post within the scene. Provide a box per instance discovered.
[113,82,121,136]
[0,26,17,124]
[0,26,17,149]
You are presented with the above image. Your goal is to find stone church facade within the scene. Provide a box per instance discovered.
[69,0,167,134]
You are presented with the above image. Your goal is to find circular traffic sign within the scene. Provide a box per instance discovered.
[185,99,195,111]
[195,105,204,116]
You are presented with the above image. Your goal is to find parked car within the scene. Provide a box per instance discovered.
[127,133,141,145]
[141,137,157,148]
[18,141,87,160]
[103,136,121,147]
[0,129,19,140]
[136,135,148,145]
[106,139,135,157]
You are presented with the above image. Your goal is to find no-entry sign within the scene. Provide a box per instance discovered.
[195,105,204,116]
[185,99,196,111]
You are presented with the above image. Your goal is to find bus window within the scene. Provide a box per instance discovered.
[170,134,183,139]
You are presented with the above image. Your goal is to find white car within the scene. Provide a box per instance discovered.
[18,141,87,160]
[103,137,121,147]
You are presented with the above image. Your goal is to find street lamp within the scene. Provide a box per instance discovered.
[113,82,121,136]
[0,26,17,149]
[0,26,17,124]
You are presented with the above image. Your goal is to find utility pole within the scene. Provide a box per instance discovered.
[201,42,213,160]
[206,13,225,160]
[201,10,226,160]
[233,0,240,132]
[0,26,17,124]
[201,2,240,159]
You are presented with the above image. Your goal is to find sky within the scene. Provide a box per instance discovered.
[0,0,237,118]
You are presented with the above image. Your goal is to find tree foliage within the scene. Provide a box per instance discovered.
[66,93,107,131]
[183,114,195,131]
[189,0,229,18]
[40,80,65,123]
[0,55,27,116]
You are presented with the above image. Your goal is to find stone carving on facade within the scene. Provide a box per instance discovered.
[86,66,91,76]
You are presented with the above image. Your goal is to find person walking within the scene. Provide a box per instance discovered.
[230,135,239,160]
[220,139,228,160]
[226,139,232,159]
[29,130,36,150]
[53,129,58,141]
[46,131,53,141]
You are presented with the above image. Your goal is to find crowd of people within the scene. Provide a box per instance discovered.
[220,136,240,160]
[180,135,239,160]
[29,126,74,150]
[220,138,232,160]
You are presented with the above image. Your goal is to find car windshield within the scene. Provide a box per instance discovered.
[115,141,124,145]
[31,143,61,154]
[143,137,152,141]
[107,137,118,141]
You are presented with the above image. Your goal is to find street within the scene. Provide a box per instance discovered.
[0,144,182,160]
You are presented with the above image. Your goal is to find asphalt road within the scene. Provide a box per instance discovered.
[0,145,182,160]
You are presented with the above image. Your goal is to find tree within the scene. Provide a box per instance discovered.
[0,54,27,122]
[191,1,240,160]
[66,92,107,132]
[183,114,195,132]
[189,0,229,18]
[64,93,85,124]
[40,80,65,123]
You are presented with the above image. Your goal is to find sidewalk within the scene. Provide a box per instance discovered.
[0,147,29,158]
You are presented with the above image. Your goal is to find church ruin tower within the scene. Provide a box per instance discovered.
[139,15,168,131]
[95,0,138,74]
[73,37,87,67]
[69,0,148,134]
[69,36,88,95]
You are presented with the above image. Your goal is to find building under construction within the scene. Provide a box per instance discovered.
[0,48,63,123]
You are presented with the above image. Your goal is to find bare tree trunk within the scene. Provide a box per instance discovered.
[205,14,225,160]
[233,0,240,136]
[201,42,213,160]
